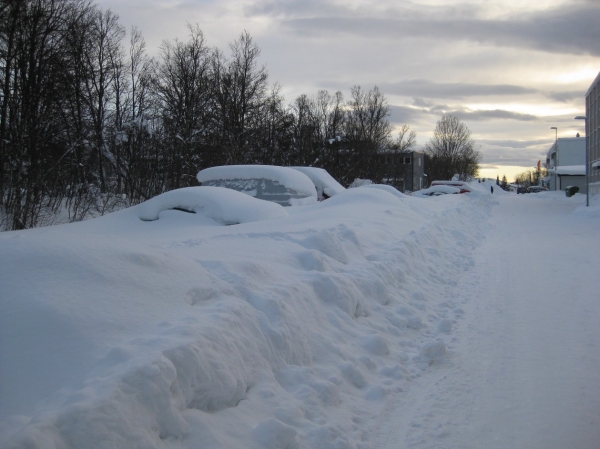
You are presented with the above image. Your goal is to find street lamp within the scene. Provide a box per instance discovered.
[574,116,589,207]
[550,127,558,191]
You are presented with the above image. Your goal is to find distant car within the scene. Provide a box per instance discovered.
[429,180,472,193]
[412,185,461,197]
[526,186,543,193]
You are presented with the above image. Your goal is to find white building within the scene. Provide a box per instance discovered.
[545,137,586,192]
[583,71,600,197]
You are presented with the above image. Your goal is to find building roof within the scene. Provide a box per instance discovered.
[585,71,600,97]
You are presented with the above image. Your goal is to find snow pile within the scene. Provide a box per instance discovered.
[0,186,491,449]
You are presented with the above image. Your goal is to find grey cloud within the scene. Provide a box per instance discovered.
[477,138,552,166]
[389,103,539,131]
[273,3,600,57]
[412,98,434,108]
[481,153,547,167]
[449,109,539,122]
[389,105,423,125]
[546,90,586,103]
[381,80,538,100]
[394,103,539,122]
[244,0,342,17]
[480,139,550,149]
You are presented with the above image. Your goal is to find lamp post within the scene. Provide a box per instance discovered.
[550,127,558,191]
[575,116,589,207]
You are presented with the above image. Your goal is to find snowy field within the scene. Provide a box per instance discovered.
[1,182,599,449]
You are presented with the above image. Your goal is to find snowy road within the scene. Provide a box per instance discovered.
[373,194,600,449]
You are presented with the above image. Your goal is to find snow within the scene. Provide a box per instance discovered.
[1,182,599,449]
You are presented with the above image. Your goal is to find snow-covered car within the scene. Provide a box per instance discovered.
[430,180,472,193]
[137,186,288,225]
[412,185,461,197]
[290,166,345,201]
[197,165,318,206]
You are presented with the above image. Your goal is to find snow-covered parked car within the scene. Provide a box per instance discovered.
[412,185,461,197]
[197,165,318,206]
[290,166,345,201]
[430,180,472,193]
[137,186,288,225]
[358,183,407,199]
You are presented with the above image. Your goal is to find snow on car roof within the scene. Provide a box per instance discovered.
[197,165,318,199]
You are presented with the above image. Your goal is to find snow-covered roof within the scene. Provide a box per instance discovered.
[548,165,586,175]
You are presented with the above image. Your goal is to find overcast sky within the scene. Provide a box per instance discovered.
[96,0,600,180]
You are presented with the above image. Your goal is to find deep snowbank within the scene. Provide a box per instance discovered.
[0,187,493,449]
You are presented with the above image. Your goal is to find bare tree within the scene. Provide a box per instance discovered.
[119,26,157,202]
[424,115,480,182]
[154,24,213,187]
[342,85,392,185]
[289,93,320,166]
[253,83,294,165]
[0,0,90,229]
[392,124,416,152]
[212,30,268,165]
[80,8,125,193]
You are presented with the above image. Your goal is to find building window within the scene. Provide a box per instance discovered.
[404,157,411,164]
